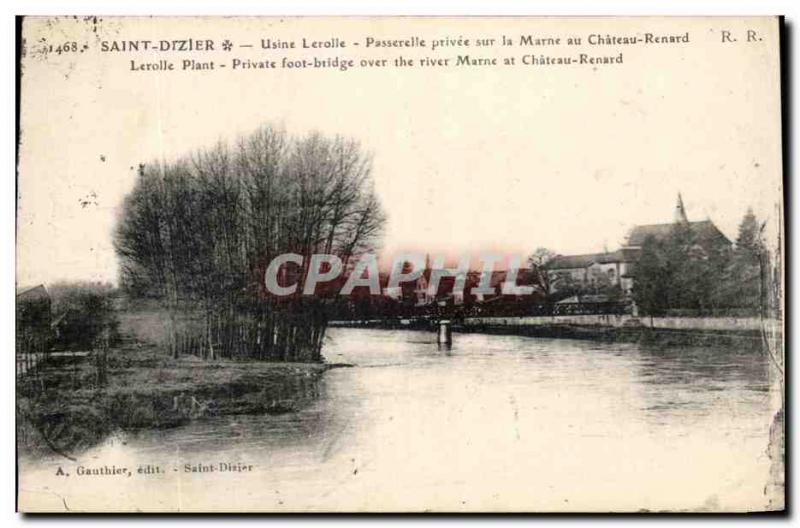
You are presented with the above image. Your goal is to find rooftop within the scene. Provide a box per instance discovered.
[547,249,638,270]
[626,220,731,247]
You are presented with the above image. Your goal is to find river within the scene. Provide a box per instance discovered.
[18,328,781,512]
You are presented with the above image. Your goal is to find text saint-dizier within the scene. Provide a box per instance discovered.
[101,39,216,52]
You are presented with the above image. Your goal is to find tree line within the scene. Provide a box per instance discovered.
[522,208,782,319]
[633,208,780,318]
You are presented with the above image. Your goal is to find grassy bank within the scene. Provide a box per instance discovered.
[17,325,342,460]
[333,318,768,348]
[454,322,766,348]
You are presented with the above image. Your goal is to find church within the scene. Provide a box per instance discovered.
[546,194,732,296]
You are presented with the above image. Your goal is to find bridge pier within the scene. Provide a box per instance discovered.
[437,319,452,349]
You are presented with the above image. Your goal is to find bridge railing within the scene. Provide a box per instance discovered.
[551,302,631,316]
[463,301,631,318]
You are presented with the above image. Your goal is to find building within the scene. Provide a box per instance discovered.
[547,249,638,295]
[16,284,52,336]
[547,194,731,296]
[382,255,433,306]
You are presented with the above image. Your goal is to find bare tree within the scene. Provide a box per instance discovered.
[527,247,556,296]
[114,125,385,362]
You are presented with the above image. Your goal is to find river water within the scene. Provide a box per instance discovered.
[19,328,780,512]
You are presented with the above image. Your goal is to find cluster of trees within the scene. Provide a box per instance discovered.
[48,281,120,350]
[523,209,781,318]
[114,125,385,361]
[633,209,780,317]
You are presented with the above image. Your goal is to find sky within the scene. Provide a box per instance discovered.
[17,16,783,287]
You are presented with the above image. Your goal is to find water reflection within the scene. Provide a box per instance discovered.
[19,328,781,512]
[632,341,773,431]
[636,340,769,388]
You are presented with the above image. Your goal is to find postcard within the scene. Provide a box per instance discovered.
[16,16,784,512]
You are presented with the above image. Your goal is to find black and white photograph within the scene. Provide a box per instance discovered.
[14,15,785,512]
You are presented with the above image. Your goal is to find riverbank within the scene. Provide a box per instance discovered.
[459,314,780,348]
[16,334,342,460]
[332,315,779,348]
[455,321,766,347]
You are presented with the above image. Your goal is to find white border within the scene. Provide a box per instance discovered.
[5,1,797,525]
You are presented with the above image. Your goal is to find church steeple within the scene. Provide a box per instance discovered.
[674,193,689,224]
